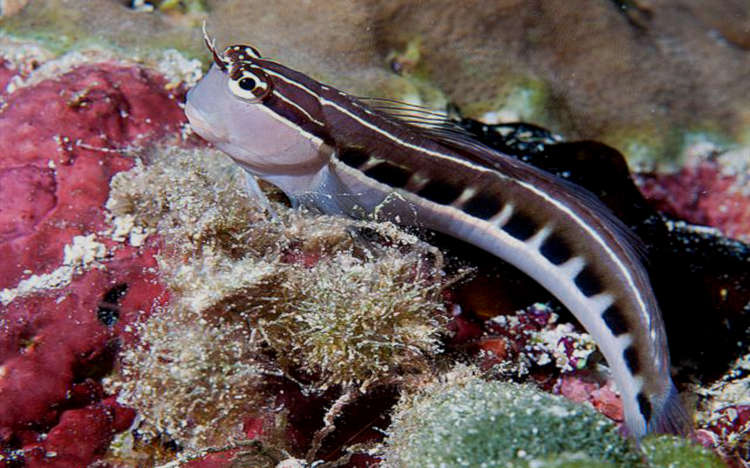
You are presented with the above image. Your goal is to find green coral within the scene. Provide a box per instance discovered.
[640,434,726,468]
[383,368,729,467]
[511,453,618,468]
[383,369,642,468]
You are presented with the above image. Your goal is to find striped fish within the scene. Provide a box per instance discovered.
[184,36,690,439]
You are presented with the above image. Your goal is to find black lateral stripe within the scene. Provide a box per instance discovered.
[574,266,604,296]
[364,161,412,188]
[418,179,463,205]
[461,193,503,220]
[502,213,537,240]
[637,392,652,422]
[338,147,370,169]
[623,346,640,374]
[601,304,628,336]
[539,233,572,265]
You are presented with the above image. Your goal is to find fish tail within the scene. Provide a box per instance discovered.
[648,383,692,436]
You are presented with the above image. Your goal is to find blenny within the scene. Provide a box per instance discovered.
[184,35,690,439]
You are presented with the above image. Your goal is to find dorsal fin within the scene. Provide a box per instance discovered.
[356,98,477,136]
[357,96,651,266]
[356,97,510,166]
[435,123,651,263]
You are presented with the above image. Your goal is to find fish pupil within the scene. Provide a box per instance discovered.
[239,77,257,91]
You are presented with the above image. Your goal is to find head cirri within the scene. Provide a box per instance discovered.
[185,40,330,178]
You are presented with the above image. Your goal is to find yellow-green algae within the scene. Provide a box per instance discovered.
[104,146,449,462]
[151,0,208,15]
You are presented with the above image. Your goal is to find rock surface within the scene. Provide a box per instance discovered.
[4,0,750,166]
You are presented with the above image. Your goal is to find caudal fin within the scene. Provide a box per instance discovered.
[648,384,692,436]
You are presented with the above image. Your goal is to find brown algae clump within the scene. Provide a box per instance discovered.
[260,249,446,390]
[105,146,448,456]
[112,295,272,452]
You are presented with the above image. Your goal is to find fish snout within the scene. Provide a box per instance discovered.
[184,102,228,143]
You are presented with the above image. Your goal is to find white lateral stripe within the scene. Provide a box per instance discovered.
[272,89,325,127]
[559,256,586,278]
[453,187,478,207]
[261,67,650,319]
[407,172,430,191]
[589,292,615,313]
[257,104,323,147]
[360,157,384,171]
[491,204,514,227]
[525,225,552,250]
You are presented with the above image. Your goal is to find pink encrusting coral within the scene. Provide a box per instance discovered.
[0,62,187,289]
[638,158,750,243]
[0,57,184,465]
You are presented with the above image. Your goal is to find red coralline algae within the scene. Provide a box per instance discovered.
[638,161,750,242]
[184,452,240,468]
[556,374,624,423]
[0,165,57,243]
[21,396,135,467]
[0,62,186,289]
[0,245,167,465]
[703,405,750,465]
[0,59,183,465]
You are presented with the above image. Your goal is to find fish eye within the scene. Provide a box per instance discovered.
[228,68,272,101]
[238,77,257,91]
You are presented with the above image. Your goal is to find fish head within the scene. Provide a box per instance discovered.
[185,40,330,177]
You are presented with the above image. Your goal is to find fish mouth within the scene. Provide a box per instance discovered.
[184,102,228,143]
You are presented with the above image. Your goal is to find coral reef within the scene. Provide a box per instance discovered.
[1,2,749,466]
[692,352,750,464]
[486,303,598,374]
[638,151,750,243]
[383,367,734,468]
[507,454,618,468]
